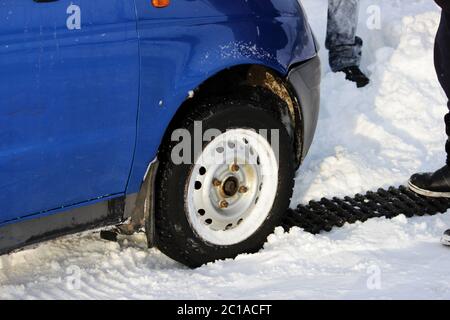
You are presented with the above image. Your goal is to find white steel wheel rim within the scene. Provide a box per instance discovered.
[186,129,279,246]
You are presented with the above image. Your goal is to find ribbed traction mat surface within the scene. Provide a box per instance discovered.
[282,186,450,234]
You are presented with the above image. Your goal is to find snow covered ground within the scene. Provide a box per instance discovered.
[1,0,450,299]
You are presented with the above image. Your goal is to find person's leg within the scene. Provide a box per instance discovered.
[326,0,362,72]
[409,11,450,196]
[408,11,450,244]
[435,12,450,246]
[326,0,369,87]
[435,13,450,164]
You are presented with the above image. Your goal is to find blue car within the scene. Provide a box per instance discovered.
[0,0,320,267]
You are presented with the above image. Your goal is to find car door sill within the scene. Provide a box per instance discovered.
[0,195,133,256]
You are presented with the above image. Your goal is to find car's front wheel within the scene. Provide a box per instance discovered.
[155,96,295,267]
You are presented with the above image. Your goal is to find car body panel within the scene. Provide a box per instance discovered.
[126,0,317,194]
[0,0,139,224]
[0,0,319,248]
[288,55,321,160]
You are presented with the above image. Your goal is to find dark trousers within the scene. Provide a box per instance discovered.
[435,11,450,164]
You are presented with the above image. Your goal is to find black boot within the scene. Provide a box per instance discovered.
[442,229,450,246]
[338,66,370,88]
[409,165,450,197]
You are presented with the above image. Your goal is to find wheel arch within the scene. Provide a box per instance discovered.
[158,64,304,170]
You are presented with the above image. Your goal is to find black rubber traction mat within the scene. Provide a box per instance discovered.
[282,186,450,234]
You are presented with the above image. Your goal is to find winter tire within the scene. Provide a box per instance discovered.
[154,96,295,268]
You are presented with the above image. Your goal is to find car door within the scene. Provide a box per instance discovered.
[0,0,139,224]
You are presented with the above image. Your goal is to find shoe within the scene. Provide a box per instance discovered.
[338,66,370,88]
[441,229,450,246]
[409,165,450,198]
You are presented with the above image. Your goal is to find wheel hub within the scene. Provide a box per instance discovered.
[222,176,239,197]
[186,129,279,246]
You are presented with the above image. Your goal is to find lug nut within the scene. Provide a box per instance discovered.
[213,179,221,187]
[219,200,229,209]
[231,164,240,172]
[239,186,248,194]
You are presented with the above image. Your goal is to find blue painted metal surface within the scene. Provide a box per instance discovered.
[0,0,139,224]
[0,0,316,225]
[127,0,317,194]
